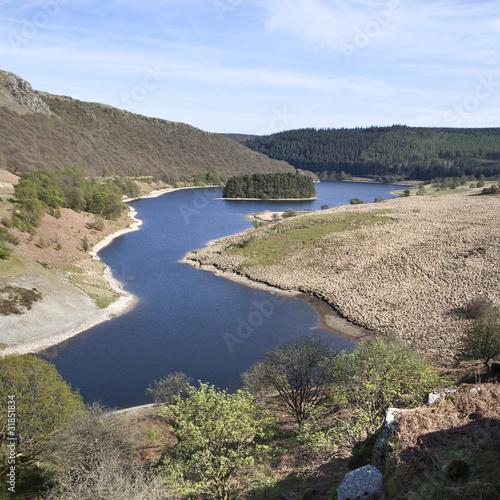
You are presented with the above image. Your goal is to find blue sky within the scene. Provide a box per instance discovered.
[1,0,499,134]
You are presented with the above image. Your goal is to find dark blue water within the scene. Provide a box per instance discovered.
[45,181,407,408]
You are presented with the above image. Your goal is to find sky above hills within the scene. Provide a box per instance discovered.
[1,0,499,134]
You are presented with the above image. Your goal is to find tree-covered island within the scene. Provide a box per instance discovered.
[222,172,316,199]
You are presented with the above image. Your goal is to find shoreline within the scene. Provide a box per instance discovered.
[214,197,318,201]
[4,185,225,356]
[181,259,372,342]
[2,207,144,357]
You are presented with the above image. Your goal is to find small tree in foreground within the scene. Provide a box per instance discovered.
[0,355,83,470]
[332,337,440,432]
[159,383,276,500]
[242,335,338,427]
[461,306,500,369]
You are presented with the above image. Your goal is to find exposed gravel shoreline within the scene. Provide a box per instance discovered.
[0,186,219,356]
[183,191,500,365]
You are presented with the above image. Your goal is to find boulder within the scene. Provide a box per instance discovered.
[337,465,382,500]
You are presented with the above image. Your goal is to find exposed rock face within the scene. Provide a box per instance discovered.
[337,465,382,500]
[0,70,52,115]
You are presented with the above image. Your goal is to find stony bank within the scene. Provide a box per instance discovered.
[184,190,500,364]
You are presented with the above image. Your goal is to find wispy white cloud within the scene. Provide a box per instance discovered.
[0,0,498,133]
[259,0,500,67]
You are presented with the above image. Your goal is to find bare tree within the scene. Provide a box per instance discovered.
[242,335,338,426]
[43,403,176,499]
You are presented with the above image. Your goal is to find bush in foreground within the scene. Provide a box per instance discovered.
[0,355,83,470]
[159,382,276,499]
[461,306,500,369]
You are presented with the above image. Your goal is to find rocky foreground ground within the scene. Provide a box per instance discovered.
[185,190,500,364]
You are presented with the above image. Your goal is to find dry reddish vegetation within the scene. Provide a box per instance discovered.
[113,407,176,465]
[383,383,500,499]
[6,207,132,267]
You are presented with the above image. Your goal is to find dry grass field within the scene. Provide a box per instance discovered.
[185,189,500,365]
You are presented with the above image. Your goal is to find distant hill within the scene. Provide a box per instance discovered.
[244,126,500,181]
[0,71,294,182]
[222,133,258,144]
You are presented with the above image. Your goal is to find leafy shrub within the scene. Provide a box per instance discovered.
[332,337,441,432]
[283,208,297,218]
[0,243,13,260]
[461,306,500,368]
[463,297,493,319]
[0,228,18,246]
[350,198,365,204]
[82,236,90,252]
[481,183,499,195]
[12,216,35,234]
[0,355,83,468]
[87,216,105,231]
[159,383,276,499]
[1,217,12,228]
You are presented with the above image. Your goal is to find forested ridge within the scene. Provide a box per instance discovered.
[222,172,316,199]
[244,126,500,181]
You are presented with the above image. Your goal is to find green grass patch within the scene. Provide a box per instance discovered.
[0,252,22,275]
[93,294,120,309]
[146,424,160,442]
[55,264,85,275]
[231,210,391,267]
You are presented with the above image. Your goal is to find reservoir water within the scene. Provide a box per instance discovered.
[46,181,407,408]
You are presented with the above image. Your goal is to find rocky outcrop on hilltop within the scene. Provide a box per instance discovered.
[184,191,500,364]
[0,71,53,115]
[0,69,295,178]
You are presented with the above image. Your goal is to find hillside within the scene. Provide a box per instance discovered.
[244,126,500,181]
[0,70,294,181]
[184,188,500,365]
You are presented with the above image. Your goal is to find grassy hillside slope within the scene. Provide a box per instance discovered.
[0,70,294,180]
[184,189,500,365]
